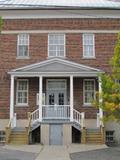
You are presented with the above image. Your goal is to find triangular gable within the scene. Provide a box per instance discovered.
[10,58,102,73]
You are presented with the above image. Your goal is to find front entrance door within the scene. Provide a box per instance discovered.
[46,79,67,119]
[50,124,63,145]
[48,91,65,106]
[47,79,67,106]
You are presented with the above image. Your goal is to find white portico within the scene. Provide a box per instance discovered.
[8,58,103,128]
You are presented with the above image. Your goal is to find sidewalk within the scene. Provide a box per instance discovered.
[3,144,108,160]
[35,145,70,160]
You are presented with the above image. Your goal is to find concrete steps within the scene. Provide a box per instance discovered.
[86,128,103,144]
[9,128,28,144]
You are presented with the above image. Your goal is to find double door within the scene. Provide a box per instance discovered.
[46,80,67,118]
[48,90,65,106]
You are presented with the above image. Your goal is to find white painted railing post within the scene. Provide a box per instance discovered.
[99,76,104,127]
[13,113,17,128]
[81,112,85,128]
[10,75,15,127]
[97,113,100,128]
[39,76,43,122]
[70,75,73,122]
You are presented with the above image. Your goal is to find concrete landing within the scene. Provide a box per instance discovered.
[35,145,70,160]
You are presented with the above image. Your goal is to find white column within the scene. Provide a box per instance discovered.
[10,75,14,120]
[39,76,43,122]
[99,76,103,126]
[70,75,73,122]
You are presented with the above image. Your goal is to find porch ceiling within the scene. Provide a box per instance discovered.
[8,58,104,77]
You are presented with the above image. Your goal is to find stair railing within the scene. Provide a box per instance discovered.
[13,113,17,128]
[81,112,85,128]
[73,109,85,128]
[25,112,32,144]
[6,120,12,144]
[31,109,39,124]
[97,113,100,127]
[100,125,105,144]
[97,112,104,128]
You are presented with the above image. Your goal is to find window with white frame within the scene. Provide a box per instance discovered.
[83,34,95,58]
[48,34,65,57]
[16,80,28,105]
[83,79,95,105]
[17,34,29,58]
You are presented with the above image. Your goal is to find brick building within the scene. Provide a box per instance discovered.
[0,0,120,145]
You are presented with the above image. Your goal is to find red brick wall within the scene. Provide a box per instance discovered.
[3,19,120,30]
[0,18,119,119]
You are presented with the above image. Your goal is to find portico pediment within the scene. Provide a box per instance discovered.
[9,58,103,77]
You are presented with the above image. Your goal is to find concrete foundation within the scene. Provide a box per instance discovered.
[63,124,72,145]
[40,123,72,145]
[41,124,49,145]
[0,119,9,130]
[105,121,120,144]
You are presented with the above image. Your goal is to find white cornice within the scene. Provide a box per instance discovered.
[0,9,120,19]
[1,30,120,34]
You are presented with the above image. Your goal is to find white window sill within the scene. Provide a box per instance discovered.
[15,104,29,107]
[47,56,65,59]
[82,57,96,59]
[16,56,30,60]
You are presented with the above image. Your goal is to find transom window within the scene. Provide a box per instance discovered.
[83,79,95,105]
[17,34,29,58]
[47,80,66,90]
[83,34,95,58]
[48,34,65,57]
[16,80,28,106]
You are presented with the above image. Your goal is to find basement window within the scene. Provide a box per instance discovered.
[0,131,5,143]
[106,130,114,143]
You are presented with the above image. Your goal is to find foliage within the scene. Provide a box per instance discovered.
[94,33,120,122]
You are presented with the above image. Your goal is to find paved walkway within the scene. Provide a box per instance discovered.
[3,144,108,160]
[35,145,70,160]
[0,146,37,160]
[70,147,120,160]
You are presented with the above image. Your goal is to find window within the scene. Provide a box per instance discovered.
[16,80,28,106]
[48,34,65,57]
[0,131,5,143]
[83,79,95,105]
[17,34,29,58]
[83,34,95,58]
[106,131,114,143]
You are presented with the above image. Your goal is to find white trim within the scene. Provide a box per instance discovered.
[16,79,29,106]
[70,75,73,122]
[10,75,14,120]
[83,79,95,106]
[82,33,95,58]
[9,72,102,78]
[1,30,120,34]
[1,9,120,19]
[98,76,103,126]
[48,34,66,58]
[39,76,43,121]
